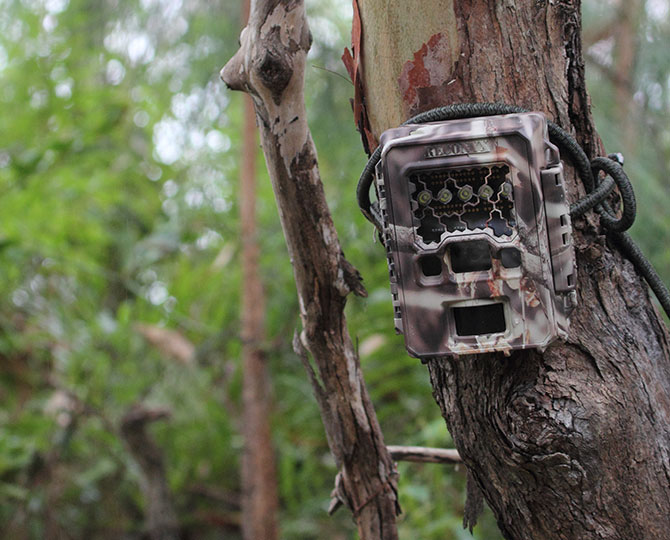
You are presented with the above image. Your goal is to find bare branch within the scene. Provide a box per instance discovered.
[387,445,462,465]
[221,1,398,537]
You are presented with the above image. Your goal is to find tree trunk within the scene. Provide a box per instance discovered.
[353,1,670,538]
[221,1,400,538]
[238,0,280,533]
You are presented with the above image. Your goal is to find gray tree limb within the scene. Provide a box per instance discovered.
[221,1,400,538]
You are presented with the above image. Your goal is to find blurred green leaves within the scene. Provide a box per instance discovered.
[1,0,668,538]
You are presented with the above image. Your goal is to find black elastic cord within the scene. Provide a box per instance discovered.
[356,102,670,319]
[356,145,382,227]
[570,175,614,218]
[589,157,636,232]
[610,232,670,317]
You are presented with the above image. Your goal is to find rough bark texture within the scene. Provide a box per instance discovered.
[355,1,670,538]
[221,1,400,538]
[120,406,179,540]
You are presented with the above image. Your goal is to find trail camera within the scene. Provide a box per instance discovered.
[375,112,577,358]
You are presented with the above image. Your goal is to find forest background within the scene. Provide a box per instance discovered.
[1,0,669,538]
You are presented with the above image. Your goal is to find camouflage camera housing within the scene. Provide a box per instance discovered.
[376,112,577,358]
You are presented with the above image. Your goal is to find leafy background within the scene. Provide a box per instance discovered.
[0,0,668,538]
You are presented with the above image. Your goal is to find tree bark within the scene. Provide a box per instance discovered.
[237,1,281,538]
[353,1,670,538]
[221,1,400,538]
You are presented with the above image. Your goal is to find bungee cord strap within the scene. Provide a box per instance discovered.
[356,102,670,318]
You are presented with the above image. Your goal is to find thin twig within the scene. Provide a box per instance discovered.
[311,64,354,85]
[387,445,462,465]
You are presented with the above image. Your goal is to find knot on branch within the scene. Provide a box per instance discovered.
[254,27,294,105]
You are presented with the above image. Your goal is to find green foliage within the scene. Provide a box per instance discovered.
[1,0,668,539]
[584,0,670,287]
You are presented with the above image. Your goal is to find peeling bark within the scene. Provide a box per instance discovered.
[221,1,399,538]
[354,1,670,538]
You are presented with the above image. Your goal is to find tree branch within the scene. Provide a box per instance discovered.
[220,1,399,538]
[387,445,462,465]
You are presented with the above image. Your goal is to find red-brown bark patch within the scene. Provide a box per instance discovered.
[398,33,457,117]
[342,0,376,154]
